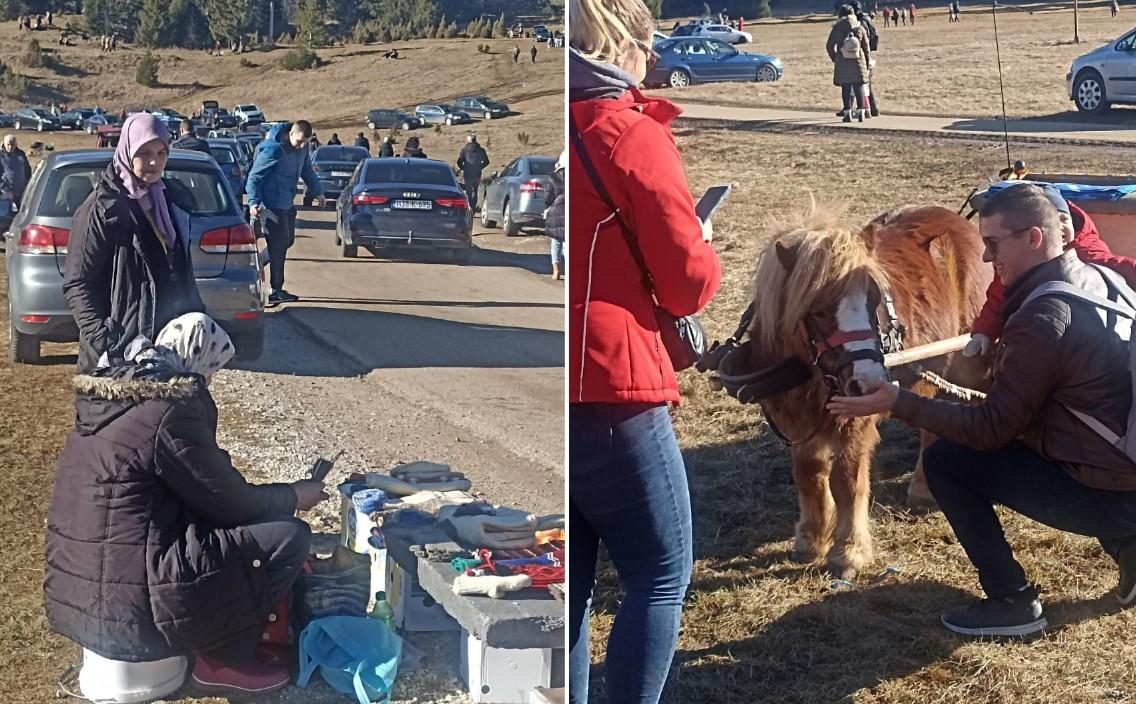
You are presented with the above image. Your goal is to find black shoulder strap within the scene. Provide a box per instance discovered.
[568,112,657,295]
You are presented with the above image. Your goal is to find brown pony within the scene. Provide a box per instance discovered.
[747,204,991,579]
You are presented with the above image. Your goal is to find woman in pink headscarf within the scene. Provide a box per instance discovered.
[63,111,205,373]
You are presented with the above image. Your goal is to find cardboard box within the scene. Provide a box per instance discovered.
[459,628,555,704]
[386,555,460,632]
[339,493,381,555]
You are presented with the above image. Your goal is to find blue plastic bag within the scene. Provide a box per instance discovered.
[297,616,402,704]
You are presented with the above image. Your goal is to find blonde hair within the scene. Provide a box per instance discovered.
[570,0,655,63]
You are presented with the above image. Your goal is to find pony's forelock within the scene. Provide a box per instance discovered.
[751,202,888,353]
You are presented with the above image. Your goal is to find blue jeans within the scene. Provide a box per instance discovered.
[924,438,1136,598]
[550,237,564,267]
[569,403,693,704]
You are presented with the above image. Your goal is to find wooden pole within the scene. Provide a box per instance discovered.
[1074,0,1081,43]
[883,335,973,369]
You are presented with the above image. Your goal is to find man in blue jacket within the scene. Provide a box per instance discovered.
[246,120,322,305]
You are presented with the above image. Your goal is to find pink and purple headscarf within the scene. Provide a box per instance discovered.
[112,113,177,250]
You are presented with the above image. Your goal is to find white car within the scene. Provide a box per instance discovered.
[693,23,752,44]
[1067,27,1136,115]
[232,104,265,125]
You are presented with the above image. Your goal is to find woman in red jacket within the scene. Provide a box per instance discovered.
[568,0,721,701]
[964,184,1136,357]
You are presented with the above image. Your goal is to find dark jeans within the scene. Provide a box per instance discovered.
[207,517,311,664]
[569,403,692,704]
[262,207,297,293]
[924,438,1136,598]
[462,174,481,211]
[841,82,866,112]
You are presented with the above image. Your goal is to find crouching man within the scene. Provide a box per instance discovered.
[44,313,329,695]
[828,183,1136,637]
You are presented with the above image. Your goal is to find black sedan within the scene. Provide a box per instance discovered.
[335,158,473,263]
[305,145,369,207]
[60,108,96,130]
[84,113,122,134]
[13,108,61,131]
[204,108,240,129]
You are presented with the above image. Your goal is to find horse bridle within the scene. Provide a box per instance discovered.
[705,285,906,446]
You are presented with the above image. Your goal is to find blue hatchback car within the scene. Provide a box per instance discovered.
[648,37,782,88]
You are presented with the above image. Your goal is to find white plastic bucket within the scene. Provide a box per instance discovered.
[79,649,188,704]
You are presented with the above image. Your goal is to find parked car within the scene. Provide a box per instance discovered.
[305,145,369,207]
[533,25,551,42]
[0,110,13,128]
[148,107,186,121]
[481,155,556,237]
[206,139,247,199]
[59,108,96,130]
[1068,27,1136,114]
[454,96,511,120]
[648,37,782,88]
[366,109,423,131]
[335,158,472,262]
[232,104,265,125]
[83,114,121,134]
[13,108,61,131]
[691,23,752,44]
[414,104,473,126]
[652,30,670,45]
[2,149,265,363]
[201,101,239,128]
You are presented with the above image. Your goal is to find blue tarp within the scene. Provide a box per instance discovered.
[988,179,1136,202]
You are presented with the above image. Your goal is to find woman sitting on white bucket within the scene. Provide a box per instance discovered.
[43,313,329,697]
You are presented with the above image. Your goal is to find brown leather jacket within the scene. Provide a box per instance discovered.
[893,250,1136,490]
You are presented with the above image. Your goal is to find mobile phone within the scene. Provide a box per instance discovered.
[695,185,732,223]
[309,450,344,482]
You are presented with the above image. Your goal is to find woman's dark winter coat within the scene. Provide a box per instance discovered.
[827,16,872,86]
[63,164,206,373]
[544,168,564,242]
[44,372,299,662]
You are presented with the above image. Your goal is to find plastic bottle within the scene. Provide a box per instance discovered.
[369,591,395,632]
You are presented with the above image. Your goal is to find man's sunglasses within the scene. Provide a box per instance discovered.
[981,226,1034,256]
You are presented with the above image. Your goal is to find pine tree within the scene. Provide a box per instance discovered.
[83,0,141,40]
[294,0,329,46]
[136,0,170,47]
[491,11,505,37]
[202,0,261,49]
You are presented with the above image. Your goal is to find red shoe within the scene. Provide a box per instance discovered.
[191,654,290,695]
[255,642,289,667]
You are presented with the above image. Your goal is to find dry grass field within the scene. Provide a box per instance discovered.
[583,125,1136,703]
[650,3,1136,118]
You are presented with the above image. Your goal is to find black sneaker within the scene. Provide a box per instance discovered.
[270,289,299,303]
[1116,543,1136,606]
[940,588,1048,638]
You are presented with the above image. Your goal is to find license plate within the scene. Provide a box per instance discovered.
[332,171,351,177]
[392,200,432,210]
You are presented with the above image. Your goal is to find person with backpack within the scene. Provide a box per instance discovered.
[544,151,564,280]
[829,182,1136,639]
[827,5,872,122]
[456,134,490,212]
[964,185,1136,358]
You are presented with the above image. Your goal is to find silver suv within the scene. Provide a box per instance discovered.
[3,149,266,363]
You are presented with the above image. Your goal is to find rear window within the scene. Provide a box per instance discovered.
[237,105,257,111]
[363,162,455,186]
[315,147,368,163]
[37,163,235,218]
[528,160,555,176]
[209,147,236,164]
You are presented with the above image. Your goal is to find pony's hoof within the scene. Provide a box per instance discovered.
[790,545,823,564]
[828,562,859,581]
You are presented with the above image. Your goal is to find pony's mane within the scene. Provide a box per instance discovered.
[751,204,889,353]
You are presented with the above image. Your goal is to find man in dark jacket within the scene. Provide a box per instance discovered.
[170,119,211,155]
[379,136,396,157]
[245,120,322,305]
[64,114,207,374]
[44,312,328,694]
[456,134,490,211]
[0,133,32,208]
[327,132,342,145]
[830,183,1136,638]
[544,152,564,279]
[354,132,371,152]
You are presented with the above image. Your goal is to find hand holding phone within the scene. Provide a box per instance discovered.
[695,185,732,224]
[309,450,344,483]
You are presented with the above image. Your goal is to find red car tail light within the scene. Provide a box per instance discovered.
[20,315,50,324]
[519,180,545,193]
[435,197,469,209]
[200,224,257,253]
[18,224,70,254]
[353,194,390,205]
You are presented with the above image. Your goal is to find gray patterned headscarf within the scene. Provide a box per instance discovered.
[126,313,236,378]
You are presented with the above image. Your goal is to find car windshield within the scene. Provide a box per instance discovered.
[38,162,234,218]
[363,162,454,186]
[315,147,368,163]
[237,105,257,111]
[528,159,556,176]
[31,109,49,117]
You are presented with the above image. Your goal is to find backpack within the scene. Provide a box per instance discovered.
[841,31,862,60]
[860,16,879,50]
[1017,265,1136,464]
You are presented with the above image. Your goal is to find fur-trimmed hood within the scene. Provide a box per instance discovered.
[73,373,204,436]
